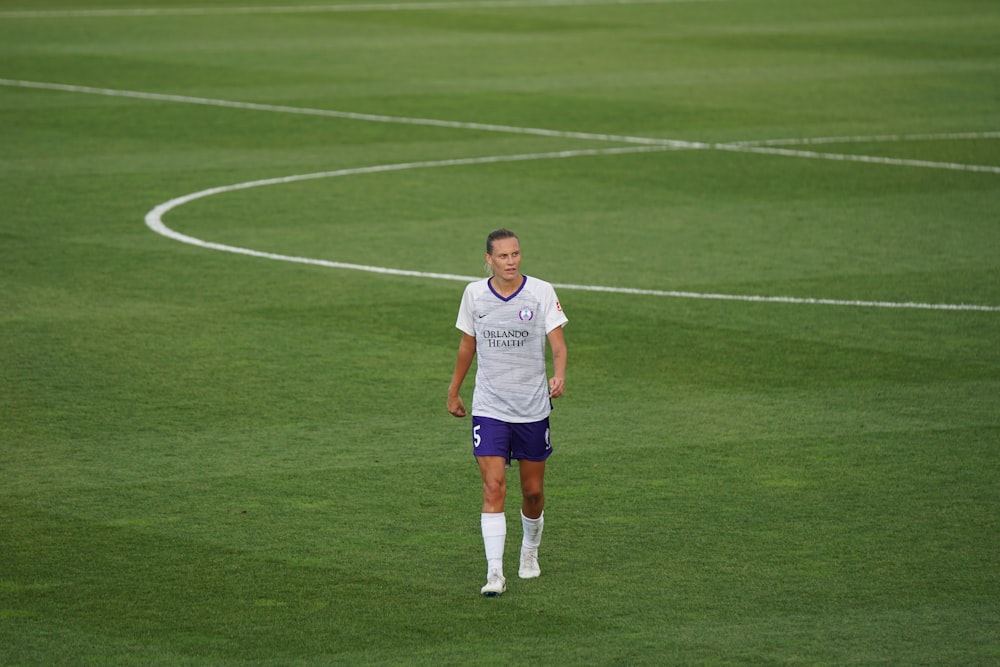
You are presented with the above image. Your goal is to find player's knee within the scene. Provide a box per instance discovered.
[522,490,544,509]
[482,478,506,504]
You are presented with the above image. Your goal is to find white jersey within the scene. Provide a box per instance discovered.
[456,275,568,423]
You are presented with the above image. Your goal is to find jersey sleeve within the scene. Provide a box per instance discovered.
[455,283,477,336]
[542,282,568,333]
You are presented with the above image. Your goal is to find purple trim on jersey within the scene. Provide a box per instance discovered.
[488,275,528,302]
[472,415,552,463]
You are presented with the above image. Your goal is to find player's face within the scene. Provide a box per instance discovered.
[487,237,522,282]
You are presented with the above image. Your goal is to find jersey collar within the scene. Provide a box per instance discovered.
[488,275,527,302]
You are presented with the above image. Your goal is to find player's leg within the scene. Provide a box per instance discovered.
[478,454,507,513]
[512,419,551,579]
[518,459,545,578]
[518,458,545,519]
[473,417,512,596]
[478,455,508,595]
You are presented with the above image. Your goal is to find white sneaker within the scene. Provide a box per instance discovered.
[480,571,506,597]
[519,548,541,579]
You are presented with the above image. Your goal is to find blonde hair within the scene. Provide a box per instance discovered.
[486,228,518,255]
[485,228,518,276]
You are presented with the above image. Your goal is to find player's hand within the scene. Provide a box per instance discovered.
[448,395,467,418]
[549,376,565,398]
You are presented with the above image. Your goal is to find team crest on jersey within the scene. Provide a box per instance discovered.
[555,301,562,312]
[518,307,534,321]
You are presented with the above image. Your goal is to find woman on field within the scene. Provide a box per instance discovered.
[447,228,568,596]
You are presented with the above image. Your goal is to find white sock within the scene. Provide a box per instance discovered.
[481,512,506,575]
[521,510,544,551]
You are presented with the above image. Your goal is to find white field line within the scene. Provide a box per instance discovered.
[144,147,675,269]
[554,283,1000,312]
[0,0,721,19]
[721,132,1000,174]
[715,143,1000,174]
[143,149,668,282]
[2,79,995,310]
[735,131,1000,147]
[0,79,699,148]
[144,152,1000,312]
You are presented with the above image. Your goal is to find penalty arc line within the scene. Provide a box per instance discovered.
[144,150,1000,313]
[145,147,674,283]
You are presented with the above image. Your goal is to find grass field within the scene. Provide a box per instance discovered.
[2,0,999,664]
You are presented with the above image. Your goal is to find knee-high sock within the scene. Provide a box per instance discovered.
[521,510,544,550]
[481,512,506,574]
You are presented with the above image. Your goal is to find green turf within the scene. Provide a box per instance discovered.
[2,0,999,664]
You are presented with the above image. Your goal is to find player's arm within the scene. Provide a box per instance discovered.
[447,333,477,417]
[547,326,567,398]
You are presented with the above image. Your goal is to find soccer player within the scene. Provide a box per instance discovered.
[447,228,568,597]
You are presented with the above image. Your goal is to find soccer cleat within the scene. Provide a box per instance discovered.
[480,571,506,597]
[519,548,541,579]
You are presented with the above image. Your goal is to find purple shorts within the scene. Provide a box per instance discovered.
[472,415,553,464]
